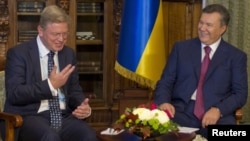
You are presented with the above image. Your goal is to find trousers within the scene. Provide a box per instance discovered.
[18,111,99,141]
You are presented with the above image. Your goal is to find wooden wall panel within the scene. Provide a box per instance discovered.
[162,1,202,56]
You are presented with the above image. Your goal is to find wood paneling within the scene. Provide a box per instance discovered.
[162,1,202,56]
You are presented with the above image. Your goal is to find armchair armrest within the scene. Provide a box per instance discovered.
[0,112,23,141]
[235,108,243,125]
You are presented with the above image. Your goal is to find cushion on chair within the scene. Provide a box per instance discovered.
[0,71,5,112]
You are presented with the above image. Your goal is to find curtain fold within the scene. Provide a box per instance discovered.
[206,0,250,123]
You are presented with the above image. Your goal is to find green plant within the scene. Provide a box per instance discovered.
[113,103,179,139]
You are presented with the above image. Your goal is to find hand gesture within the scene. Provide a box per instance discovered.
[72,98,92,119]
[49,64,75,89]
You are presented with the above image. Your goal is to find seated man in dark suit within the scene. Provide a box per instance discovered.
[153,4,248,139]
[0,5,99,141]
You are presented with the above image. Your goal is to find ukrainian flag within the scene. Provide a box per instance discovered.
[115,0,166,89]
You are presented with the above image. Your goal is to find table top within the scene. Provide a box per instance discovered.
[97,130,196,141]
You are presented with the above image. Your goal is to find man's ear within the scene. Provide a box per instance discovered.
[221,25,227,35]
[37,25,43,36]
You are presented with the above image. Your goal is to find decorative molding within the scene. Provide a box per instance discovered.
[113,0,122,92]
[57,0,70,13]
[113,0,122,44]
[0,0,9,43]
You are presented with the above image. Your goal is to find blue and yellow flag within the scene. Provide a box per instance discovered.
[115,0,166,89]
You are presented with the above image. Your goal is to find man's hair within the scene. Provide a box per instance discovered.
[202,4,230,26]
[39,5,70,29]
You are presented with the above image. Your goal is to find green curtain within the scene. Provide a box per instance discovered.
[207,0,250,123]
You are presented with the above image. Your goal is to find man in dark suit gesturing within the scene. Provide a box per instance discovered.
[1,5,99,141]
[153,4,248,138]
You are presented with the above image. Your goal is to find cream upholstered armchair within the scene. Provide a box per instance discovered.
[0,71,23,141]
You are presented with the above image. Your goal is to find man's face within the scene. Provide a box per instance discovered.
[38,22,68,52]
[198,12,227,45]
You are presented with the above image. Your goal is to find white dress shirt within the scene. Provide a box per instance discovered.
[36,36,66,113]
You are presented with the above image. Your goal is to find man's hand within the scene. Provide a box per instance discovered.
[49,64,75,89]
[72,98,92,119]
[159,103,175,118]
[202,107,221,128]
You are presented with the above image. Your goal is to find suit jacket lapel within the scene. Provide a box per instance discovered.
[57,47,69,94]
[29,38,42,81]
[58,47,67,71]
[205,40,228,80]
[190,40,202,81]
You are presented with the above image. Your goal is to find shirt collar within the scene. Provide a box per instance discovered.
[201,37,221,52]
[37,36,58,58]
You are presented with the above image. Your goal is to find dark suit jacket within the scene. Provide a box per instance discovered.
[3,38,85,116]
[154,37,248,119]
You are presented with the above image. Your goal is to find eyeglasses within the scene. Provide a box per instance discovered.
[50,32,69,38]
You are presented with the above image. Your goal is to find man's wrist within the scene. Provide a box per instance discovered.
[212,107,222,117]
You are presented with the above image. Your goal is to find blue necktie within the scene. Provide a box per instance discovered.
[194,46,211,119]
[48,51,62,131]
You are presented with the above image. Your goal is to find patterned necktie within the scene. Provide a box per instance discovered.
[48,51,62,131]
[194,46,211,119]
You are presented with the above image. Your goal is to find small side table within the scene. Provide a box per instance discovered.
[97,130,196,141]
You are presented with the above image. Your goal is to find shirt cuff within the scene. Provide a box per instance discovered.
[86,108,92,117]
[48,79,57,96]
